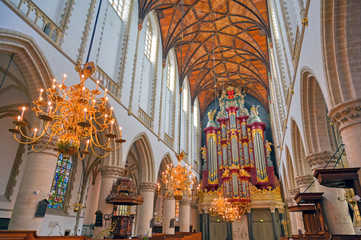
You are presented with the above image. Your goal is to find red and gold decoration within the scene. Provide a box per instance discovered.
[9,61,125,159]
[203,86,276,221]
[161,152,196,200]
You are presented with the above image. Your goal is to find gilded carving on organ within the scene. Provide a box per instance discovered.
[202,86,276,203]
[207,109,216,121]
[250,105,259,117]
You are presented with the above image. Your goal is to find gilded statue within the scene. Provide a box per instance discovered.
[250,105,259,117]
[265,140,272,156]
[200,146,207,160]
[207,109,217,121]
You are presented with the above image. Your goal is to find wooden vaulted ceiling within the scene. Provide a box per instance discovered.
[138,0,270,114]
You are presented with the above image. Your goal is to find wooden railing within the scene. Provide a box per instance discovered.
[164,133,174,148]
[138,107,153,129]
[94,66,120,99]
[0,230,87,240]
[131,232,201,240]
[8,0,63,45]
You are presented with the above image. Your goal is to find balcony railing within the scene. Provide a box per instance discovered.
[9,0,63,45]
[138,108,153,129]
[94,66,120,99]
[164,133,174,148]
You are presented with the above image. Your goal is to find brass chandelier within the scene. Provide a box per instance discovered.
[210,197,242,222]
[161,152,196,201]
[209,189,247,222]
[9,62,125,159]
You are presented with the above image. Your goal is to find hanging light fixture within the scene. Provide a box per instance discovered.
[9,61,125,159]
[209,189,243,222]
[161,152,195,201]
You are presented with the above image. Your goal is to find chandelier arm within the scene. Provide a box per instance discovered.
[77,151,87,161]
[89,143,109,159]
[12,133,38,145]
[15,128,38,142]
[91,134,108,148]
[30,136,55,153]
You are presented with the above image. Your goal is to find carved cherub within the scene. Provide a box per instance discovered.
[207,109,216,121]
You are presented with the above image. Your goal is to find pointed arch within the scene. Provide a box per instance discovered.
[126,133,155,183]
[291,119,311,177]
[321,0,361,107]
[156,153,172,189]
[285,145,296,189]
[0,29,54,99]
[301,70,338,155]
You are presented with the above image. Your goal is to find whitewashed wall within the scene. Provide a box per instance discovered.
[0,0,201,235]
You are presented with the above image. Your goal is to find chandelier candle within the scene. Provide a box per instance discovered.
[9,61,125,159]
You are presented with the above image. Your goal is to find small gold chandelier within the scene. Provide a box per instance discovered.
[9,62,125,159]
[161,152,195,200]
[209,195,229,217]
[209,190,245,222]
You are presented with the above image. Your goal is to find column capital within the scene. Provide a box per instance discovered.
[180,198,192,206]
[100,165,123,178]
[270,207,276,213]
[295,175,314,189]
[306,152,335,171]
[139,182,157,192]
[285,197,294,206]
[289,187,300,198]
[329,99,361,131]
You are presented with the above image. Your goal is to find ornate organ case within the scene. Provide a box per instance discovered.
[202,87,275,204]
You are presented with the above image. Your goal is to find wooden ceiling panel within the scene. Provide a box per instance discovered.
[138,0,270,113]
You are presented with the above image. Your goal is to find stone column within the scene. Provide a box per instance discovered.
[307,152,354,234]
[285,197,298,236]
[203,210,210,240]
[226,221,233,240]
[247,209,254,240]
[162,197,176,234]
[179,198,191,232]
[190,200,199,232]
[329,100,361,168]
[270,208,280,240]
[136,182,157,236]
[93,165,123,236]
[288,188,305,235]
[8,137,58,233]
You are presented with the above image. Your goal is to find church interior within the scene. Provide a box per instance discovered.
[0,0,360,240]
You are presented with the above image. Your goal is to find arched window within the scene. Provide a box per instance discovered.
[181,80,190,153]
[192,99,200,171]
[145,21,152,60]
[109,0,125,18]
[48,154,73,209]
[165,56,176,138]
[139,16,158,119]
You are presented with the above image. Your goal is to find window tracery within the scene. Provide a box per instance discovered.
[145,21,152,59]
[109,0,125,18]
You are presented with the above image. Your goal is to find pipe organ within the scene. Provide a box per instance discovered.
[202,86,275,205]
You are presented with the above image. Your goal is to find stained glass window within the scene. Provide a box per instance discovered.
[48,154,73,209]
